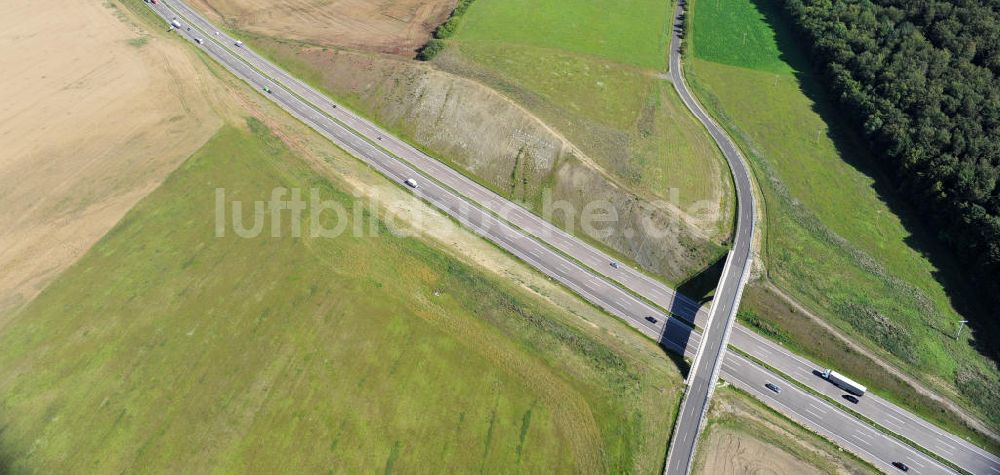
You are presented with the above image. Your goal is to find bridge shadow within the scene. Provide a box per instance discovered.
[745,0,998,365]
[659,322,692,380]
[655,253,727,378]
[676,253,726,309]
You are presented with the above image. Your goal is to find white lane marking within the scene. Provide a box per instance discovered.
[881,411,904,426]
[806,408,824,419]
[934,440,954,451]
[807,403,827,415]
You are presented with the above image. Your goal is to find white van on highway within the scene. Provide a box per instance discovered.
[404,178,418,189]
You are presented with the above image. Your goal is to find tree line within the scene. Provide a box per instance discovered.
[418,0,478,60]
[779,0,1000,316]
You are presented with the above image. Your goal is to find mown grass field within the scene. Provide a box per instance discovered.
[0,120,681,472]
[686,0,1000,441]
[454,0,672,70]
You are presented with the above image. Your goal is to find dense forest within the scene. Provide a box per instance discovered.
[779,0,1000,330]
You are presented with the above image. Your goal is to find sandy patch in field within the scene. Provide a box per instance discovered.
[0,0,233,317]
[695,387,875,475]
[190,0,456,55]
[699,429,822,475]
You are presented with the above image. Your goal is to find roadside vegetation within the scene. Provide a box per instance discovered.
[0,119,681,473]
[686,0,1000,446]
[417,0,476,60]
[694,385,877,474]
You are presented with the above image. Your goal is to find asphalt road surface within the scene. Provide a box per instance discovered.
[661,1,756,472]
[148,2,998,474]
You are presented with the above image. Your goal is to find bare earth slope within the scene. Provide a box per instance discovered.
[0,0,231,317]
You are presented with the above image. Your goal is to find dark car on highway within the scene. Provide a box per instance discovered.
[765,383,781,394]
[843,394,859,404]
[892,461,909,472]
[645,316,658,324]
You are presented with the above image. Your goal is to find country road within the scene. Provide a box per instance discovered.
[147,1,998,474]
[661,0,756,472]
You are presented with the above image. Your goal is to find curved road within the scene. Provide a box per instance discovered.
[662,1,756,472]
[148,2,997,474]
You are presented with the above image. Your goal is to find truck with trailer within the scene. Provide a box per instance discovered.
[822,368,866,396]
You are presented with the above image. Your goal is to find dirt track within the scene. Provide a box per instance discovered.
[0,0,230,317]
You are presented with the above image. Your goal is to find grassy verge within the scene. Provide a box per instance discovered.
[685,0,1000,444]
[0,120,681,472]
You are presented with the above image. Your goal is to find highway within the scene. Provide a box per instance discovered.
[148,2,998,474]
[661,0,756,472]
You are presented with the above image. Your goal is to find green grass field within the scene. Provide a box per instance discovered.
[689,0,792,74]
[0,120,681,472]
[687,0,1000,438]
[454,0,672,70]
